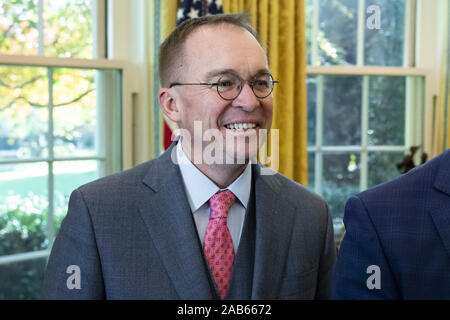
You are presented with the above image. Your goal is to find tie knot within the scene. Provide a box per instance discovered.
[209,190,236,220]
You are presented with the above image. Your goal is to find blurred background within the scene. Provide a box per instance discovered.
[0,0,449,299]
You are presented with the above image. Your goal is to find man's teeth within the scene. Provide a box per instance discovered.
[225,123,257,130]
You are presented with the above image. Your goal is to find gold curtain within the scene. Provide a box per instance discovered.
[224,0,308,185]
[433,0,450,156]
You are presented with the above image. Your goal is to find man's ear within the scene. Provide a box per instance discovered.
[159,88,181,123]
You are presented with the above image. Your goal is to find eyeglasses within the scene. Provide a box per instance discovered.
[169,73,279,100]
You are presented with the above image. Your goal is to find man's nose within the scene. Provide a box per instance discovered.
[232,82,260,111]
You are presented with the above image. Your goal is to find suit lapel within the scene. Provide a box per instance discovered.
[429,150,450,258]
[251,165,296,299]
[137,144,214,299]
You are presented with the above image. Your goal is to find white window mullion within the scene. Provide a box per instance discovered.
[0,157,106,165]
[357,0,366,66]
[37,0,44,56]
[311,0,320,66]
[314,75,324,195]
[0,250,50,265]
[405,76,426,163]
[308,145,409,152]
[360,76,369,191]
[47,67,55,247]
[95,70,106,178]
[404,0,416,67]
[93,0,106,59]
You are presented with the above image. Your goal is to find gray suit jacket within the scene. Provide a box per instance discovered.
[42,143,336,299]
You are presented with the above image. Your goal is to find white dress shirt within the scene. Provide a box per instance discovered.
[176,141,251,254]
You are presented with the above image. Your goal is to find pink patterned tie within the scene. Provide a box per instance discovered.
[204,190,236,300]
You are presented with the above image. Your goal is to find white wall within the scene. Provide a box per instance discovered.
[107,0,154,168]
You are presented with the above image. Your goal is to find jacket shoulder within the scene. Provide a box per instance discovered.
[257,165,328,212]
[75,158,156,201]
[357,150,445,202]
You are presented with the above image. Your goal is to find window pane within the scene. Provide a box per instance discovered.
[319,0,358,65]
[0,66,48,159]
[43,0,93,58]
[0,0,39,55]
[52,68,96,158]
[0,257,46,299]
[307,76,317,146]
[54,160,100,233]
[323,75,362,146]
[365,0,405,66]
[368,151,404,188]
[0,162,48,255]
[0,0,94,58]
[368,76,405,146]
[322,152,360,220]
[305,0,314,65]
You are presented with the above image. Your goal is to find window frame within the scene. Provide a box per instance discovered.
[305,0,439,236]
[0,0,134,267]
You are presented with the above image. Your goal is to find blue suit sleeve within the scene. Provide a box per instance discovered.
[41,189,105,299]
[331,195,400,299]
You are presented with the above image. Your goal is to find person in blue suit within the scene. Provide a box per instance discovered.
[332,149,450,299]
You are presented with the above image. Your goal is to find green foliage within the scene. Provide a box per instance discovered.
[43,0,93,58]
[0,0,96,159]
[0,193,65,299]
[0,208,47,256]
[0,0,93,57]
[0,257,47,300]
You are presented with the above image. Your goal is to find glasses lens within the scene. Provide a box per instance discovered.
[217,74,241,100]
[252,74,273,98]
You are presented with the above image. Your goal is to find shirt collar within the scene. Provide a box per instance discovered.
[176,141,252,212]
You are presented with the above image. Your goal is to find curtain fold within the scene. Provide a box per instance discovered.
[224,0,308,185]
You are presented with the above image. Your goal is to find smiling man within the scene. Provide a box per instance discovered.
[42,13,336,300]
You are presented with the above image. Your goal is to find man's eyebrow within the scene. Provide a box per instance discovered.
[204,69,237,80]
[204,68,272,81]
[253,69,272,77]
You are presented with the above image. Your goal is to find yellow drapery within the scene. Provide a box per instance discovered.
[224,0,308,185]
[433,0,450,156]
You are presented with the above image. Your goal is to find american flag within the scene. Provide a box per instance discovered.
[176,0,224,25]
[164,0,224,150]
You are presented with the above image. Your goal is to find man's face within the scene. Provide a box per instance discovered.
[171,24,273,164]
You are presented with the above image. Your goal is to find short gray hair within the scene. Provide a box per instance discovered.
[158,13,261,88]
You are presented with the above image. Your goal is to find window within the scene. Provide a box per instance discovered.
[0,0,125,299]
[305,0,427,242]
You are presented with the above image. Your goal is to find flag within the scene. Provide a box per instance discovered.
[163,0,224,150]
[177,0,224,25]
